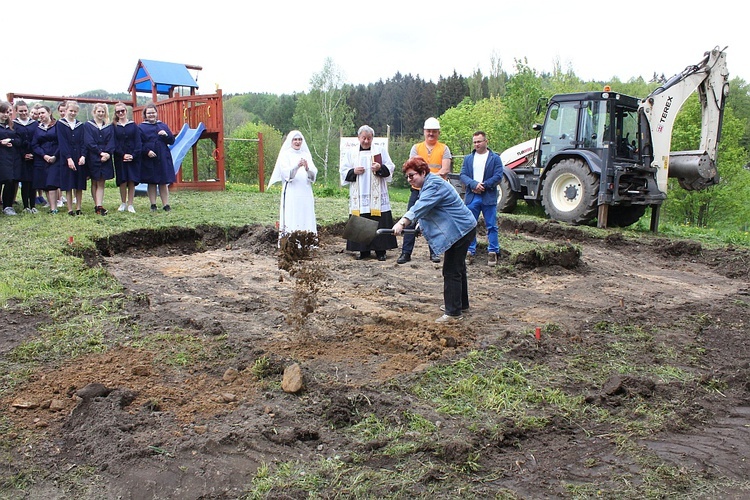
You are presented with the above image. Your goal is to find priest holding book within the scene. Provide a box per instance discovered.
[340,125,398,261]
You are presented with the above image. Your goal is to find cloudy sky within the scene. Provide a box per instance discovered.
[4,0,744,100]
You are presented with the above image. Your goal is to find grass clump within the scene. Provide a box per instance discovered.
[251,355,272,379]
[127,331,230,368]
[409,348,585,429]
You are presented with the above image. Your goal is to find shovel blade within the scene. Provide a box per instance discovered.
[342,215,380,245]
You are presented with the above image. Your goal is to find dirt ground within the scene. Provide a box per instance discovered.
[1,218,749,498]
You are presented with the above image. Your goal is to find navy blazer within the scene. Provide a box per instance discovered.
[459,149,505,205]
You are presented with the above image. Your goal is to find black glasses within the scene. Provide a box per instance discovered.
[406,172,418,180]
[115,109,126,114]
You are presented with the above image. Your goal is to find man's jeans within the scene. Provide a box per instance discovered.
[466,196,499,255]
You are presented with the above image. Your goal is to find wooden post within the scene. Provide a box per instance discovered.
[258,132,265,192]
[597,204,609,229]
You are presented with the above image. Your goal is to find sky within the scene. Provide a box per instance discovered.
[4,1,745,101]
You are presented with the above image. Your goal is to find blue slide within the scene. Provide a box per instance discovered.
[135,122,205,193]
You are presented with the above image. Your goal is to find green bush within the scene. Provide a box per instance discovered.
[226,123,282,185]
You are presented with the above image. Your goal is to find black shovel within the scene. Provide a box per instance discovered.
[342,215,417,245]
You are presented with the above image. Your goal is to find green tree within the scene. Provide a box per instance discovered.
[293,58,354,185]
[401,74,426,135]
[416,81,439,137]
[366,80,388,133]
[439,96,505,157]
[663,98,750,228]
[472,97,506,152]
[379,72,405,135]
[223,98,256,136]
[487,51,507,98]
[225,122,282,186]
[614,76,654,100]
[727,77,750,151]
[545,58,586,95]
[224,93,296,136]
[468,68,484,102]
[265,94,297,134]
[349,83,379,131]
[436,70,468,115]
[498,59,546,147]
[438,98,476,158]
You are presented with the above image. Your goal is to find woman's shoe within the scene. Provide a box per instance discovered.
[435,314,463,323]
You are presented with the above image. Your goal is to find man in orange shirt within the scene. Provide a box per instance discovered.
[397,117,452,264]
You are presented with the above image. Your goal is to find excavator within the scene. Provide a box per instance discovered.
[492,46,729,231]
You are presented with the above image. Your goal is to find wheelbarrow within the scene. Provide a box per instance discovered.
[342,215,418,245]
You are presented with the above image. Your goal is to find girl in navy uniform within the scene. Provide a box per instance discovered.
[57,101,87,215]
[112,102,141,213]
[0,102,21,215]
[84,103,115,215]
[30,106,61,213]
[29,104,48,208]
[12,100,39,213]
[52,102,68,208]
[138,103,175,212]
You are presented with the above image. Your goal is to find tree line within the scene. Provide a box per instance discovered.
[223,57,750,230]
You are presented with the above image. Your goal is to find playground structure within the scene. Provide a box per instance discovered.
[6,59,226,192]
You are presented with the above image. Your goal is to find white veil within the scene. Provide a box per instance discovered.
[267,130,312,188]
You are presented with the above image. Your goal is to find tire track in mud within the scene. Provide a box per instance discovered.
[642,406,750,480]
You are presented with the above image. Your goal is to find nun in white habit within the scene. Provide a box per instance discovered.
[267,130,318,240]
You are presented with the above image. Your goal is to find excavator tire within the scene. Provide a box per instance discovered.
[496,176,518,213]
[541,158,599,225]
[605,205,648,228]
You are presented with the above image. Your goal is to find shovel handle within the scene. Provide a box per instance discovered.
[376,228,418,235]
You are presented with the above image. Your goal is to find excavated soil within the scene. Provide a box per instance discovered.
[1,218,749,498]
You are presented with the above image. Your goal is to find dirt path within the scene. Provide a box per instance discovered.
[2,220,749,498]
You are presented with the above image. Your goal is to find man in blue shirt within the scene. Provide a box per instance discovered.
[459,131,505,266]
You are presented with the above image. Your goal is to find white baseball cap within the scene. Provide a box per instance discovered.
[423,117,440,130]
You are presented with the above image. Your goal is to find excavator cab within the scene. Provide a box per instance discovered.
[538,93,640,168]
[537,90,657,227]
